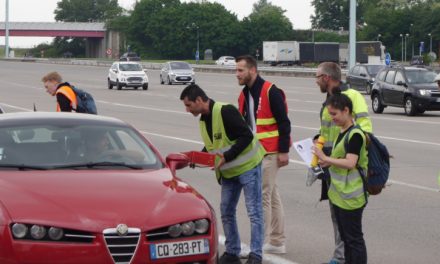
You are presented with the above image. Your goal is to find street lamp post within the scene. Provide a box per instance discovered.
[187,23,200,64]
[410,23,414,57]
[404,33,409,62]
[377,34,381,41]
[400,34,404,62]
[5,0,10,58]
[428,33,432,53]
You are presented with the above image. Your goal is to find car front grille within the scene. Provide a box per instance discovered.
[127,77,143,83]
[103,227,140,264]
[431,91,440,98]
[176,76,192,81]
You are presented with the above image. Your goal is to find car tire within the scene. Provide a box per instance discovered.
[108,79,113,89]
[167,76,172,85]
[404,96,417,116]
[143,83,148,90]
[366,84,372,95]
[134,86,139,90]
[117,80,122,90]
[160,75,164,84]
[372,93,384,113]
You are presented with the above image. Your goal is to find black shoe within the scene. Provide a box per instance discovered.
[245,252,262,264]
[219,252,242,264]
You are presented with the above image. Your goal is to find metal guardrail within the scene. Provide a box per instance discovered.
[1,57,348,77]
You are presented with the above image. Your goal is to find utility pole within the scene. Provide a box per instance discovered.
[5,0,10,58]
[348,0,356,70]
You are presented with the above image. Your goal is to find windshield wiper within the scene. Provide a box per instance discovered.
[0,164,49,170]
[52,162,143,170]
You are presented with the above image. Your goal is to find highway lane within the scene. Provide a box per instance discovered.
[0,61,439,264]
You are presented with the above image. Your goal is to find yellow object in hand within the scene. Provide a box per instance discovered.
[311,136,325,167]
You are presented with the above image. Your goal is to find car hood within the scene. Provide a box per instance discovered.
[0,169,211,232]
[410,83,438,90]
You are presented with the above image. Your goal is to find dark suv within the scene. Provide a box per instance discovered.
[371,66,440,116]
[119,52,141,61]
[346,64,384,94]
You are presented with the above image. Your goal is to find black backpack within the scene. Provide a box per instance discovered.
[344,126,390,195]
[70,86,98,115]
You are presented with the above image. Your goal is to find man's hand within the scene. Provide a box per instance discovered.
[278,153,289,167]
[215,153,225,169]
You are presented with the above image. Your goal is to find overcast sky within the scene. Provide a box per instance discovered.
[0,0,314,48]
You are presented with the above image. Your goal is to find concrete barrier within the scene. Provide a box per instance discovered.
[1,57,348,78]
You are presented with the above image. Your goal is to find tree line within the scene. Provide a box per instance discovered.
[29,0,440,61]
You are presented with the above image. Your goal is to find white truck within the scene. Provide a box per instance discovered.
[263,41,299,66]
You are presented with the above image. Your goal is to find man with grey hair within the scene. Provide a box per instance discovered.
[314,62,372,264]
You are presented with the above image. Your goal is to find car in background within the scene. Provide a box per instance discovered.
[120,52,141,61]
[160,61,195,85]
[346,64,385,94]
[0,112,218,264]
[108,61,149,90]
[215,56,236,66]
[371,65,440,116]
[410,55,424,66]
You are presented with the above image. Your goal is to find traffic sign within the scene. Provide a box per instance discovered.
[106,48,112,56]
[385,52,391,66]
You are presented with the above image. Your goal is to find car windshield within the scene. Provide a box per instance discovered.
[405,70,437,84]
[0,124,163,170]
[170,62,191,70]
[119,64,143,71]
[366,65,383,76]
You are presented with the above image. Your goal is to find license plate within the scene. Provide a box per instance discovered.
[181,77,190,80]
[150,239,209,259]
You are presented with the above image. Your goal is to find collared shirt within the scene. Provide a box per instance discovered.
[241,75,291,153]
[200,100,253,162]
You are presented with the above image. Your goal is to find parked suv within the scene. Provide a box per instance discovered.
[370,66,440,116]
[108,62,149,90]
[346,64,384,94]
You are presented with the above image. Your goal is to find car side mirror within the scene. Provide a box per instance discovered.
[166,153,190,175]
[396,81,407,87]
[360,73,367,77]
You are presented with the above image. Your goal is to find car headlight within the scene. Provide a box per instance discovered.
[181,221,195,236]
[30,225,46,240]
[419,89,431,96]
[168,224,182,238]
[11,223,28,238]
[194,219,209,234]
[48,227,64,240]
[372,77,375,82]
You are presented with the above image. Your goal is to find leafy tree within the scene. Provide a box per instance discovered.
[54,0,123,22]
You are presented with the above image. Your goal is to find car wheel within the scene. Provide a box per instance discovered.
[116,80,122,90]
[160,75,164,84]
[366,84,372,95]
[167,76,172,85]
[108,79,113,89]
[404,96,417,116]
[143,83,148,90]
[134,86,139,90]
[372,93,384,113]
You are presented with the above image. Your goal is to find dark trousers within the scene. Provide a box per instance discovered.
[333,204,367,264]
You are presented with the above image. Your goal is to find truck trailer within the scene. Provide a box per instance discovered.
[263,41,299,65]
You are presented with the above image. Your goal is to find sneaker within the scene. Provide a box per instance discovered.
[245,252,262,264]
[219,252,241,264]
[263,243,286,254]
[328,259,341,264]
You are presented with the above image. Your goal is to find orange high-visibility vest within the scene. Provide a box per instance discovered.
[238,81,288,153]
[55,85,77,112]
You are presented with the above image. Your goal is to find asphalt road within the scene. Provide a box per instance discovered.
[0,61,439,264]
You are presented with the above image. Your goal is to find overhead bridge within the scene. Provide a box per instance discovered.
[0,22,120,58]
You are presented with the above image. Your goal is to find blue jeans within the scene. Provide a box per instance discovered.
[220,164,263,258]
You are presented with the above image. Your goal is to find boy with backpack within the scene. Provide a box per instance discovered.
[42,71,97,114]
[313,93,368,264]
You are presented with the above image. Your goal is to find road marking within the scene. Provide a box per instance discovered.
[0,103,32,111]
[97,100,188,115]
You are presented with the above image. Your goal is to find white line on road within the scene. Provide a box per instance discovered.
[0,103,32,111]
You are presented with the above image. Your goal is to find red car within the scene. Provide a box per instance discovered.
[0,112,218,264]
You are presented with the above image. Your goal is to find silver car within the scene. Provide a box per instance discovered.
[160,61,195,85]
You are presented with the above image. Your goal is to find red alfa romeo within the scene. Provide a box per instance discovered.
[0,112,218,264]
